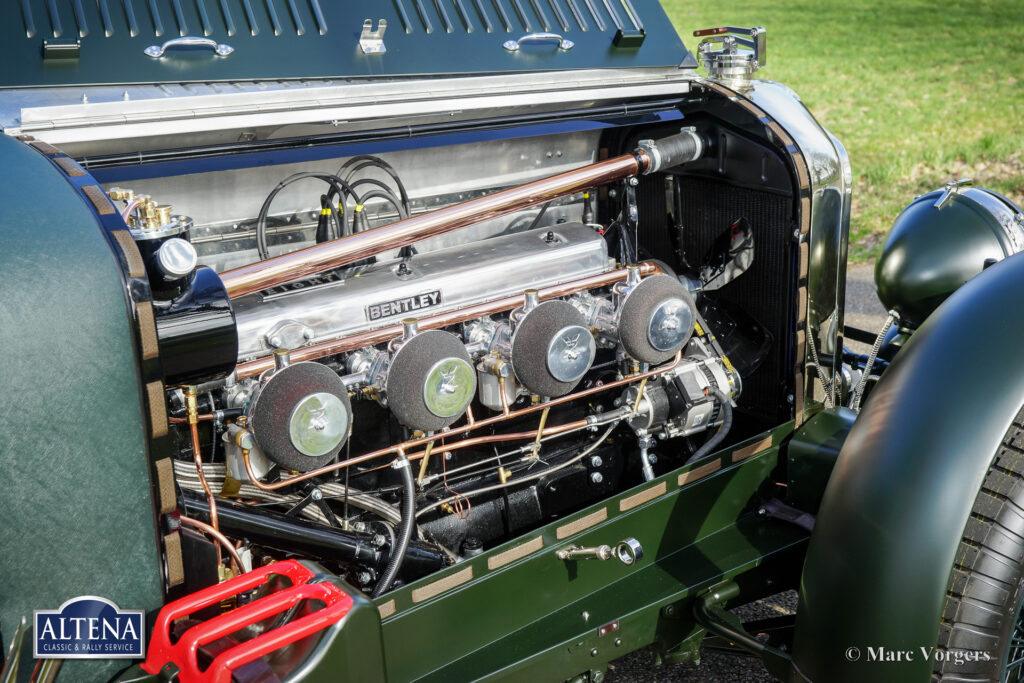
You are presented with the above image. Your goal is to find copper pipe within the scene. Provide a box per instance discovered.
[170,414,215,424]
[221,152,649,299]
[235,263,658,380]
[180,515,243,576]
[498,377,511,417]
[402,419,589,463]
[242,352,681,491]
[186,387,221,566]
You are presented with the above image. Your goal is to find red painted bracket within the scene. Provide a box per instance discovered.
[142,560,353,683]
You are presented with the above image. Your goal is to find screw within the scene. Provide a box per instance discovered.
[590,648,599,657]
[590,456,603,468]
[311,488,323,501]
[582,611,590,622]
[614,638,622,647]
[372,534,386,547]
[445,452,453,461]
[357,571,373,585]
[593,671,604,682]
[663,605,675,616]
[627,177,639,187]
[590,472,604,484]
[647,452,658,465]
[786,394,795,405]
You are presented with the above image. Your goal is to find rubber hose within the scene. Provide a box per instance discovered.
[256,173,359,260]
[373,455,415,597]
[684,387,733,465]
[646,130,703,173]
[338,156,411,216]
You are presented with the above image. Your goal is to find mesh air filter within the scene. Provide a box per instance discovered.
[618,275,696,364]
[386,330,476,432]
[511,300,596,397]
[249,362,352,472]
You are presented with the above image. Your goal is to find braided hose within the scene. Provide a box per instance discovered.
[806,328,835,408]
[850,310,900,411]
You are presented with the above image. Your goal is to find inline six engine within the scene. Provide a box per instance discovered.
[120,129,761,596]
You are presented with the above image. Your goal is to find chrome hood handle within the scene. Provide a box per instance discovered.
[145,37,234,58]
[503,32,574,51]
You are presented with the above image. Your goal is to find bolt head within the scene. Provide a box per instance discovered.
[590,648,599,657]
[590,472,603,484]
[590,456,603,468]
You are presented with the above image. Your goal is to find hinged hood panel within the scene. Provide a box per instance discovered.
[6,0,692,87]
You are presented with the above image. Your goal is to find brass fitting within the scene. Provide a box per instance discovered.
[185,386,199,426]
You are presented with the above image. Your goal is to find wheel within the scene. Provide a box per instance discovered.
[936,408,1024,681]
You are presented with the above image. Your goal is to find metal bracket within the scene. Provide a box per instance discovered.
[934,178,973,209]
[359,19,387,54]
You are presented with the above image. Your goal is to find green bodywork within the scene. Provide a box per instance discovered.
[0,135,163,681]
[299,423,805,682]
[2,0,691,88]
[874,188,1018,329]
[791,250,1024,682]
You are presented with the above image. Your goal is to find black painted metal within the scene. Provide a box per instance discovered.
[153,266,237,385]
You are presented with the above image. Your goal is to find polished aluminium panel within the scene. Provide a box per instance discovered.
[232,223,611,361]
[2,67,694,153]
[111,130,602,272]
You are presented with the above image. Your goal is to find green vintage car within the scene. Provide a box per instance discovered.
[2,2,1023,682]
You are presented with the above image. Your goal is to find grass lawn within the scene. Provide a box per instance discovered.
[661,0,1024,261]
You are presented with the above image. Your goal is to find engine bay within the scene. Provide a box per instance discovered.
[106,118,796,598]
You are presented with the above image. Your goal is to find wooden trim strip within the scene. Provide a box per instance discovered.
[164,530,185,586]
[678,459,721,486]
[411,566,473,603]
[488,535,543,570]
[146,380,168,438]
[556,507,607,540]
[378,599,396,619]
[154,457,176,513]
[82,184,116,215]
[732,435,774,463]
[111,230,146,277]
[136,301,159,360]
[29,140,59,155]
[54,156,85,177]
[619,481,667,512]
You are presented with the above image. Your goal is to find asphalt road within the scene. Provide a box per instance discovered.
[605,263,886,682]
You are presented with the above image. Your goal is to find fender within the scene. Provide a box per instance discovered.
[789,251,1024,682]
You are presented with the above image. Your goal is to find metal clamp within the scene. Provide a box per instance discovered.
[556,537,643,565]
[359,19,387,54]
[144,36,233,58]
[503,32,575,52]
[934,178,973,209]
